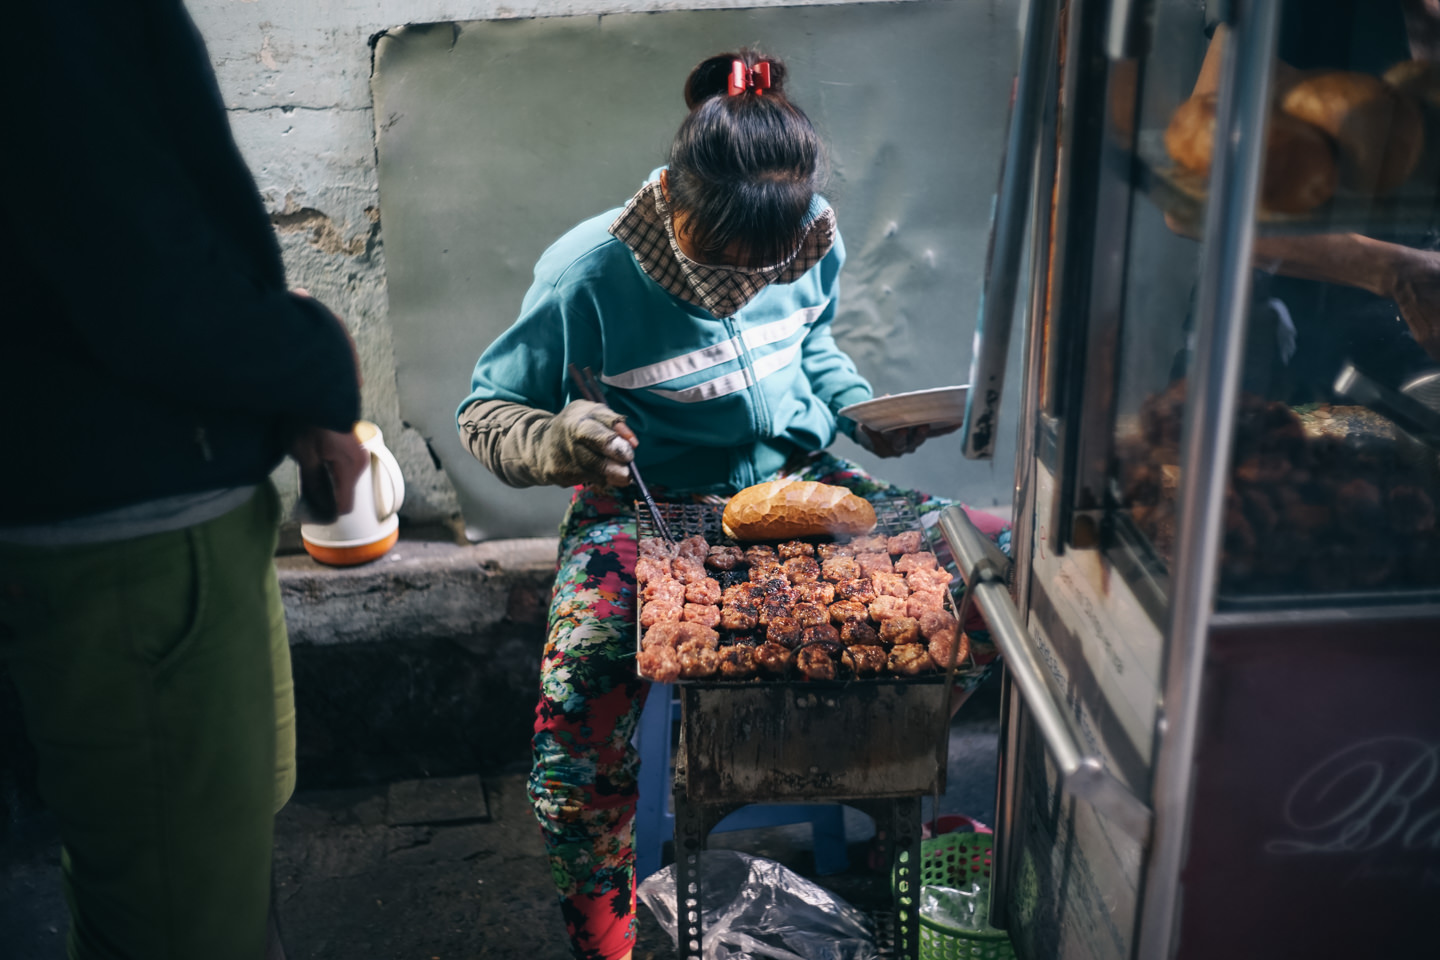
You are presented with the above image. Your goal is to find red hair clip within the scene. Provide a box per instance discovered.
[727,59,772,96]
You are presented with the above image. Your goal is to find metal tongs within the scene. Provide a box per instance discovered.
[567,363,674,543]
[1334,362,1440,453]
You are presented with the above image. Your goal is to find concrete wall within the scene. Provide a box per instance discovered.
[188,0,1023,537]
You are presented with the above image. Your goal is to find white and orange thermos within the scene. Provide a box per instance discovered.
[300,420,406,565]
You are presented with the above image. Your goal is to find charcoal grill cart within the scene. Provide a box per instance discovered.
[949,0,1440,957]
[638,500,974,960]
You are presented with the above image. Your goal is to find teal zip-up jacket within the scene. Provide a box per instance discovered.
[458,196,873,497]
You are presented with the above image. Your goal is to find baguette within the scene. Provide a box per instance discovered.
[722,480,877,541]
[1279,71,1423,195]
[1164,95,1339,214]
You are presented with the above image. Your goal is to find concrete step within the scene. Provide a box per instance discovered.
[277,537,557,649]
[275,537,559,788]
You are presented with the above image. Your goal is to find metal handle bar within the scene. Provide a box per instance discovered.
[939,505,1152,840]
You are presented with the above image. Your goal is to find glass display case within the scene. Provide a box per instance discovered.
[949,0,1440,957]
[1108,0,1440,612]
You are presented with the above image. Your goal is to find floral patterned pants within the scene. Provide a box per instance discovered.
[526,452,1011,960]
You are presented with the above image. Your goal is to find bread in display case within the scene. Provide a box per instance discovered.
[1135,7,1440,236]
[1100,0,1440,611]
[1150,62,1436,228]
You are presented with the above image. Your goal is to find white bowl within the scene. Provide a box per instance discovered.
[838,386,970,432]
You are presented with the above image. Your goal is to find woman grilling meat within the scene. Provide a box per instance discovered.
[456,50,1009,960]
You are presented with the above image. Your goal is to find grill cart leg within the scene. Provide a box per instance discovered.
[674,795,924,960]
[673,802,705,960]
[890,796,923,960]
[671,799,753,960]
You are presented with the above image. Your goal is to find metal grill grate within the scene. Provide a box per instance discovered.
[635,498,968,688]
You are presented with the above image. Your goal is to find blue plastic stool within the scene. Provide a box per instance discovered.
[634,682,850,881]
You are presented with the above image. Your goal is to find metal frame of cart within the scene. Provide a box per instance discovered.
[955,1,1440,957]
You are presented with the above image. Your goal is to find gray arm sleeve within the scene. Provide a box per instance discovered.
[458,398,634,488]
[458,399,559,488]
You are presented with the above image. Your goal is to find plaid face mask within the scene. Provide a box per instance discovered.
[610,180,835,319]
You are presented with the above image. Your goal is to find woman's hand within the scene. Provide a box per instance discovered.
[857,422,961,458]
[538,400,638,486]
[1390,249,1440,362]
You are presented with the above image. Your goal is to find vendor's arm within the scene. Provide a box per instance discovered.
[1253,235,1440,359]
[459,398,636,488]
[457,280,636,488]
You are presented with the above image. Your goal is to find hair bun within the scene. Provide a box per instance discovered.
[684,50,786,109]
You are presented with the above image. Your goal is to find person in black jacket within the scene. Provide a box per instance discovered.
[0,3,365,958]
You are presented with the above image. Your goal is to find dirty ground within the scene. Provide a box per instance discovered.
[1,682,999,960]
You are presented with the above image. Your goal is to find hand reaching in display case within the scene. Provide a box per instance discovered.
[1249,234,1440,363]
[1388,247,1440,359]
[1162,216,1440,364]
[1164,8,1440,368]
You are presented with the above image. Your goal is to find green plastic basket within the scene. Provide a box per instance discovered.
[914,832,1017,960]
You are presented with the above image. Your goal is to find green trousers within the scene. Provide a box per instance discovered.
[0,483,295,960]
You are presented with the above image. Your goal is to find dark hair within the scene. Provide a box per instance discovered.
[667,50,824,268]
